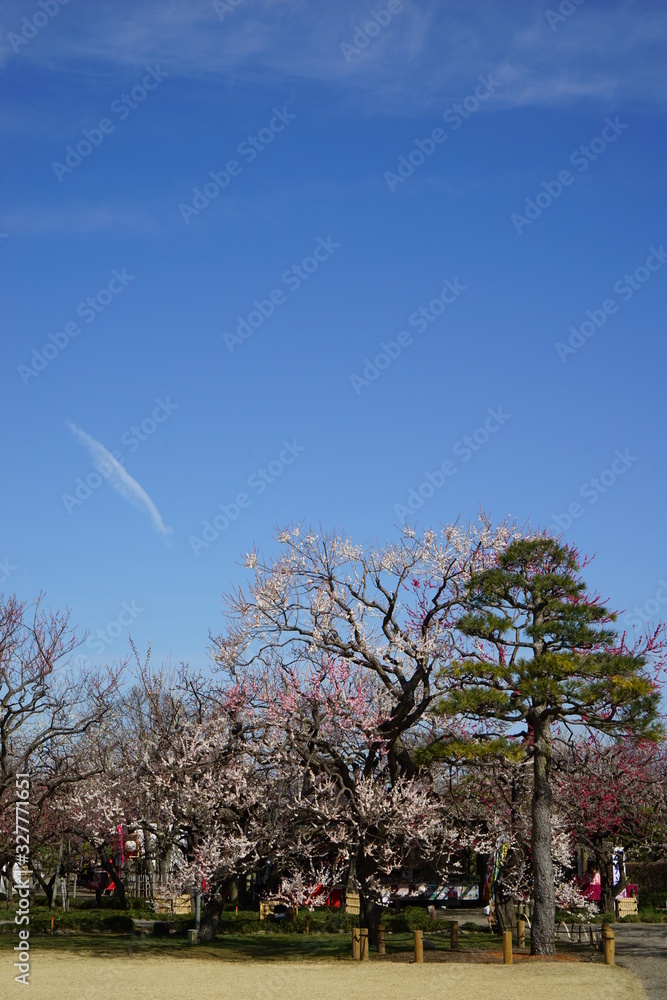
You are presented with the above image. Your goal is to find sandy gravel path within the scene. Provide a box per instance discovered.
[2,954,646,1000]
[615,924,667,1000]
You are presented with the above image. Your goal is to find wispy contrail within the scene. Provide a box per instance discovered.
[67,421,172,537]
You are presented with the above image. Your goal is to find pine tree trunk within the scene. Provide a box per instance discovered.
[531,718,555,956]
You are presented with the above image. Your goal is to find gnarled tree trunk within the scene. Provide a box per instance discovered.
[361,893,381,949]
[99,855,128,910]
[32,868,56,907]
[199,885,227,942]
[356,847,382,949]
[495,878,517,934]
[597,842,626,914]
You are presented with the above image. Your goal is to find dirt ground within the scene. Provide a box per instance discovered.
[2,955,647,1000]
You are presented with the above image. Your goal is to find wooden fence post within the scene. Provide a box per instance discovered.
[359,928,369,961]
[450,920,458,951]
[502,930,513,965]
[352,927,360,960]
[414,929,423,964]
[378,927,386,956]
[602,925,615,966]
[517,917,525,949]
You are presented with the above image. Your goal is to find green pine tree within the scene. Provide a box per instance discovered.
[433,537,662,955]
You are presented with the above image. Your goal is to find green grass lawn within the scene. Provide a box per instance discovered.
[0,900,601,962]
[0,930,523,958]
[0,927,596,962]
[0,929,348,960]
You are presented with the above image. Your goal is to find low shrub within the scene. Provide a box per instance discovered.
[165,906,360,937]
[214,911,261,935]
[99,914,135,933]
[75,896,135,912]
[24,908,135,934]
[637,892,667,910]
[385,907,441,933]
[129,898,154,913]
[265,915,305,934]
[638,911,667,924]
[308,910,358,933]
[167,914,196,935]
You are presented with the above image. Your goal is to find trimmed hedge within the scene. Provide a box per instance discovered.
[210,908,359,936]
[24,909,135,934]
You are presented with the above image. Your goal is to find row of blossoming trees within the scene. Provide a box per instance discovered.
[1,518,666,955]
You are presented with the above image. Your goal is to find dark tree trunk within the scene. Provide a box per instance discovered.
[531,717,555,956]
[598,844,626,914]
[357,847,381,949]
[363,896,381,949]
[50,842,63,911]
[477,853,489,903]
[494,881,517,933]
[494,845,521,933]
[199,889,225,942]
[600,849,615,914]
[32,868,55,906]
[345,845,358,896]
[99,856,128,909]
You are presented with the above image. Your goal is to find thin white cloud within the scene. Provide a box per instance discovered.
[67,421,172,537]
[2,0,666,113]
[0,205,157,235]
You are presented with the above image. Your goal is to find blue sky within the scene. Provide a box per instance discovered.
[2,0,666,674]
